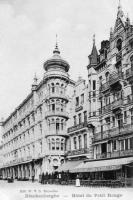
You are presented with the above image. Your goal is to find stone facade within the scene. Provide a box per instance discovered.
[0,2,133,181]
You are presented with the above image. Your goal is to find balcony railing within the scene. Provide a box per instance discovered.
[45,110,69,119]
[67,148,90,156]
[99,104,112,115]
[99,72,123,93]
[125,68,133,79]
[109,72,123,86]
[96,149,133,159]
[67,122,88,133]
[112,99,123,110]
[45,93,69,102]
[94,124,133,142]
[75,105,83,112]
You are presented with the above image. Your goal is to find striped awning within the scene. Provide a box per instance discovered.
[70,157,133,173]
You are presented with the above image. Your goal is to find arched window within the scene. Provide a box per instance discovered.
[56,118,60,134]
[56,99,60,111]
[116,38,122,51]
[61,84,64,94]
[61,119,64,130]
[105,72,110,82]
[51,83,55,93]
[56,83,59,93]
[61,139,64,150]
[48,139,51,150]
[51,138,55,150]
[56,138,60,150]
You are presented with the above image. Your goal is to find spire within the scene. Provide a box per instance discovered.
[53,34,60,54]
[117,0,124,18]
[89,34,98,66]
[110,27,113,40]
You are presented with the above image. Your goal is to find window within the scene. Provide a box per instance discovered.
[78,135,82,149]
[120,140,124,150]
[93,80,96,90]
[84,134,87,149]
[51,139,55,150]
[84,111,87,122]
[116,38,122,51]
[61,119,63,130]
[39,123,42,134]
[105,72,110,82]
[56,119,60,133]
[112,116,115,127]
[113,140,117,150]
[61,139,64,150]
[130,138,133,149]
[81,94,84,104]
[125,139,128,150]
[124,111,127,123]
[73,137,77,150]
[99,76,102,87]
[51,83,55,93]
[56,139,60,150]
[73,116,77,126]
[78,113,82,124]
[76,97,79,106]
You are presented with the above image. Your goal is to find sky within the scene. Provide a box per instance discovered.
[0,0,133,122]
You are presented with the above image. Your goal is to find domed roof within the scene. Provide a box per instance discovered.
[43,43,70,72]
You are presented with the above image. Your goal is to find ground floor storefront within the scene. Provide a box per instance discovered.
[0,157,133,187]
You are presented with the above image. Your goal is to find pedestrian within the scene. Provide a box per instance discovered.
[58,173,61,184]
[76,174,80,187]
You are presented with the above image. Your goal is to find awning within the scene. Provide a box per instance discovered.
[56,160,81,172]
[70,157,133,173]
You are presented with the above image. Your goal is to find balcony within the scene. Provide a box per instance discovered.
[67,148,90,157]
[125,68,133,80]
[45,93,69,102]
[109,72,123,86]
[93,124,133,142]
[99,104,112,115]
[112,99,123,111]
[45,110,69,119]
[75,105,83,112]
[67,122,88,133]
[99,72,123,93]
[99,82,110,92]
[96,149,133,159]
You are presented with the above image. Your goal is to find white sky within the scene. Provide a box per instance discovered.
[0,0,133,122]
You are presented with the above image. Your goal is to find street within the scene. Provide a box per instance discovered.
[0,180,133,200]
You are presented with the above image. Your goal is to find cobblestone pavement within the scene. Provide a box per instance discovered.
[0,180,133,200]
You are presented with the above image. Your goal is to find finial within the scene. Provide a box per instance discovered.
[33,73,38,84]
[53,34,60,54]
[93,34,95,45]
[56,34,58,47]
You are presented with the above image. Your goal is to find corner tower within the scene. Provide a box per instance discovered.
[43,40,70,171]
